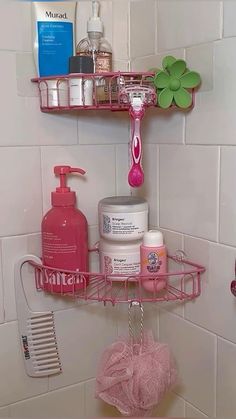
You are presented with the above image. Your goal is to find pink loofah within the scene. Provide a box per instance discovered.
[96,331,177,417]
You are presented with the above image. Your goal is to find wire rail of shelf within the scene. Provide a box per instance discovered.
[29,255,205,305]
[31,71,195,112]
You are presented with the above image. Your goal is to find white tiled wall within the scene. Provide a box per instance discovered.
[138,0,236,417]
[2,0,236,418]
[0,0,130,417]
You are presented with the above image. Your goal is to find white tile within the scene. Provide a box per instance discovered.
[223,0,236,37]
[220,147,236,246]
[157,0,221,51]
[185,401,208,418]
[186,43,214,92]
[159,230,184,317]
[130,0,156,59]
[0,322,47,407]
[41,145,117,226]
[142,303,159,339]
[0,407,10,417]
[76,1,112,51]
[159,311,216,416]
[116,304,130,337]
[217,337,236,417]
[112,0,129,61]
[0,147,42,236]
[16,53,39,97]
[0,1,32,52]
[85,379,120,417]
[77,111,129,145]
[113,60,129,72]
[183,236,209,323]
[115,144,130,196]
[160,145,219,241]
[131,55,160,73]
[0,241,4,324]
[132,144,159,227]
[49,305,117,389]
[143,108,184,145]
[130,48,184,72]
[185,240,236,345]
[0,52,77,147]
[153,392,185,418]
[10,383,85,418]
[35,111,78,147]
[161,229,183,257]
[186,38,236,145]
[2,234,76,322]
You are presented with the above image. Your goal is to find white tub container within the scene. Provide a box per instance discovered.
[99,238,141,277]
[39,79,68,108]
[98,196,148,242]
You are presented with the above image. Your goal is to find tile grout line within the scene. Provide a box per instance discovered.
[216,146,221,243]
[214,336,218,417]
[220,1,224,39]
[157,145,160,228]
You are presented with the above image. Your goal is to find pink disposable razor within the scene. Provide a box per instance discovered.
[119,86,156,188]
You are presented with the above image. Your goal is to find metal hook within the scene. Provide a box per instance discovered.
[128,301,144,346]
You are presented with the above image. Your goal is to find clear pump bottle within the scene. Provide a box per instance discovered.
[76,0,113,103]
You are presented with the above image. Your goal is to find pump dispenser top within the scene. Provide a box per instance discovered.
[87,1,103,34]
[52,165,85,207]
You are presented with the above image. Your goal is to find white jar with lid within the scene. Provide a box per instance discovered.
[98,196,148,242]
[99,238,141,278]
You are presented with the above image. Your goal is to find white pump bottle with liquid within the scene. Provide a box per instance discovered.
[76,0,112,73]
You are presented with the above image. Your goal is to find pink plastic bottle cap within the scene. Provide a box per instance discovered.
[143,230,164,247]
[51,165,86,207]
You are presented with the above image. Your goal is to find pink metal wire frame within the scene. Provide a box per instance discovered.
[31,255,205,305]
[32,72,195,112]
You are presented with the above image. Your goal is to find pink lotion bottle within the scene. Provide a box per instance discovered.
[42,166,88,293]
[140,230,167,292]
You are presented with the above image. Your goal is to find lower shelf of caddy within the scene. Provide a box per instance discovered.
[28,253,205,305]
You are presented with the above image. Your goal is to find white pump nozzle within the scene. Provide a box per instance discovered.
[87,0,103,34]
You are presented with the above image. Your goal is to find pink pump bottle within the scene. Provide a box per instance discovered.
[41,165,88,293]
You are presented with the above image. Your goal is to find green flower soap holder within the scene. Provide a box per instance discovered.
[149,55,201,109]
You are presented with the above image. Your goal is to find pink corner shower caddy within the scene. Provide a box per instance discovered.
[31,72,203,306]
[32,71,195,188]
[32,71,195,112]
[27,252,205,305]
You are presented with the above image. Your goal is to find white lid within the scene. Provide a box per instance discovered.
[87,1,103,34]
[99,196,148,213]
[99,238,142,253]
[143,230,164,247]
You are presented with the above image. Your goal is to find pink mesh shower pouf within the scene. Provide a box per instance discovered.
[96,331,177,417]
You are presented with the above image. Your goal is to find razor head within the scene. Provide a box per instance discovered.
[119,85,157,108]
